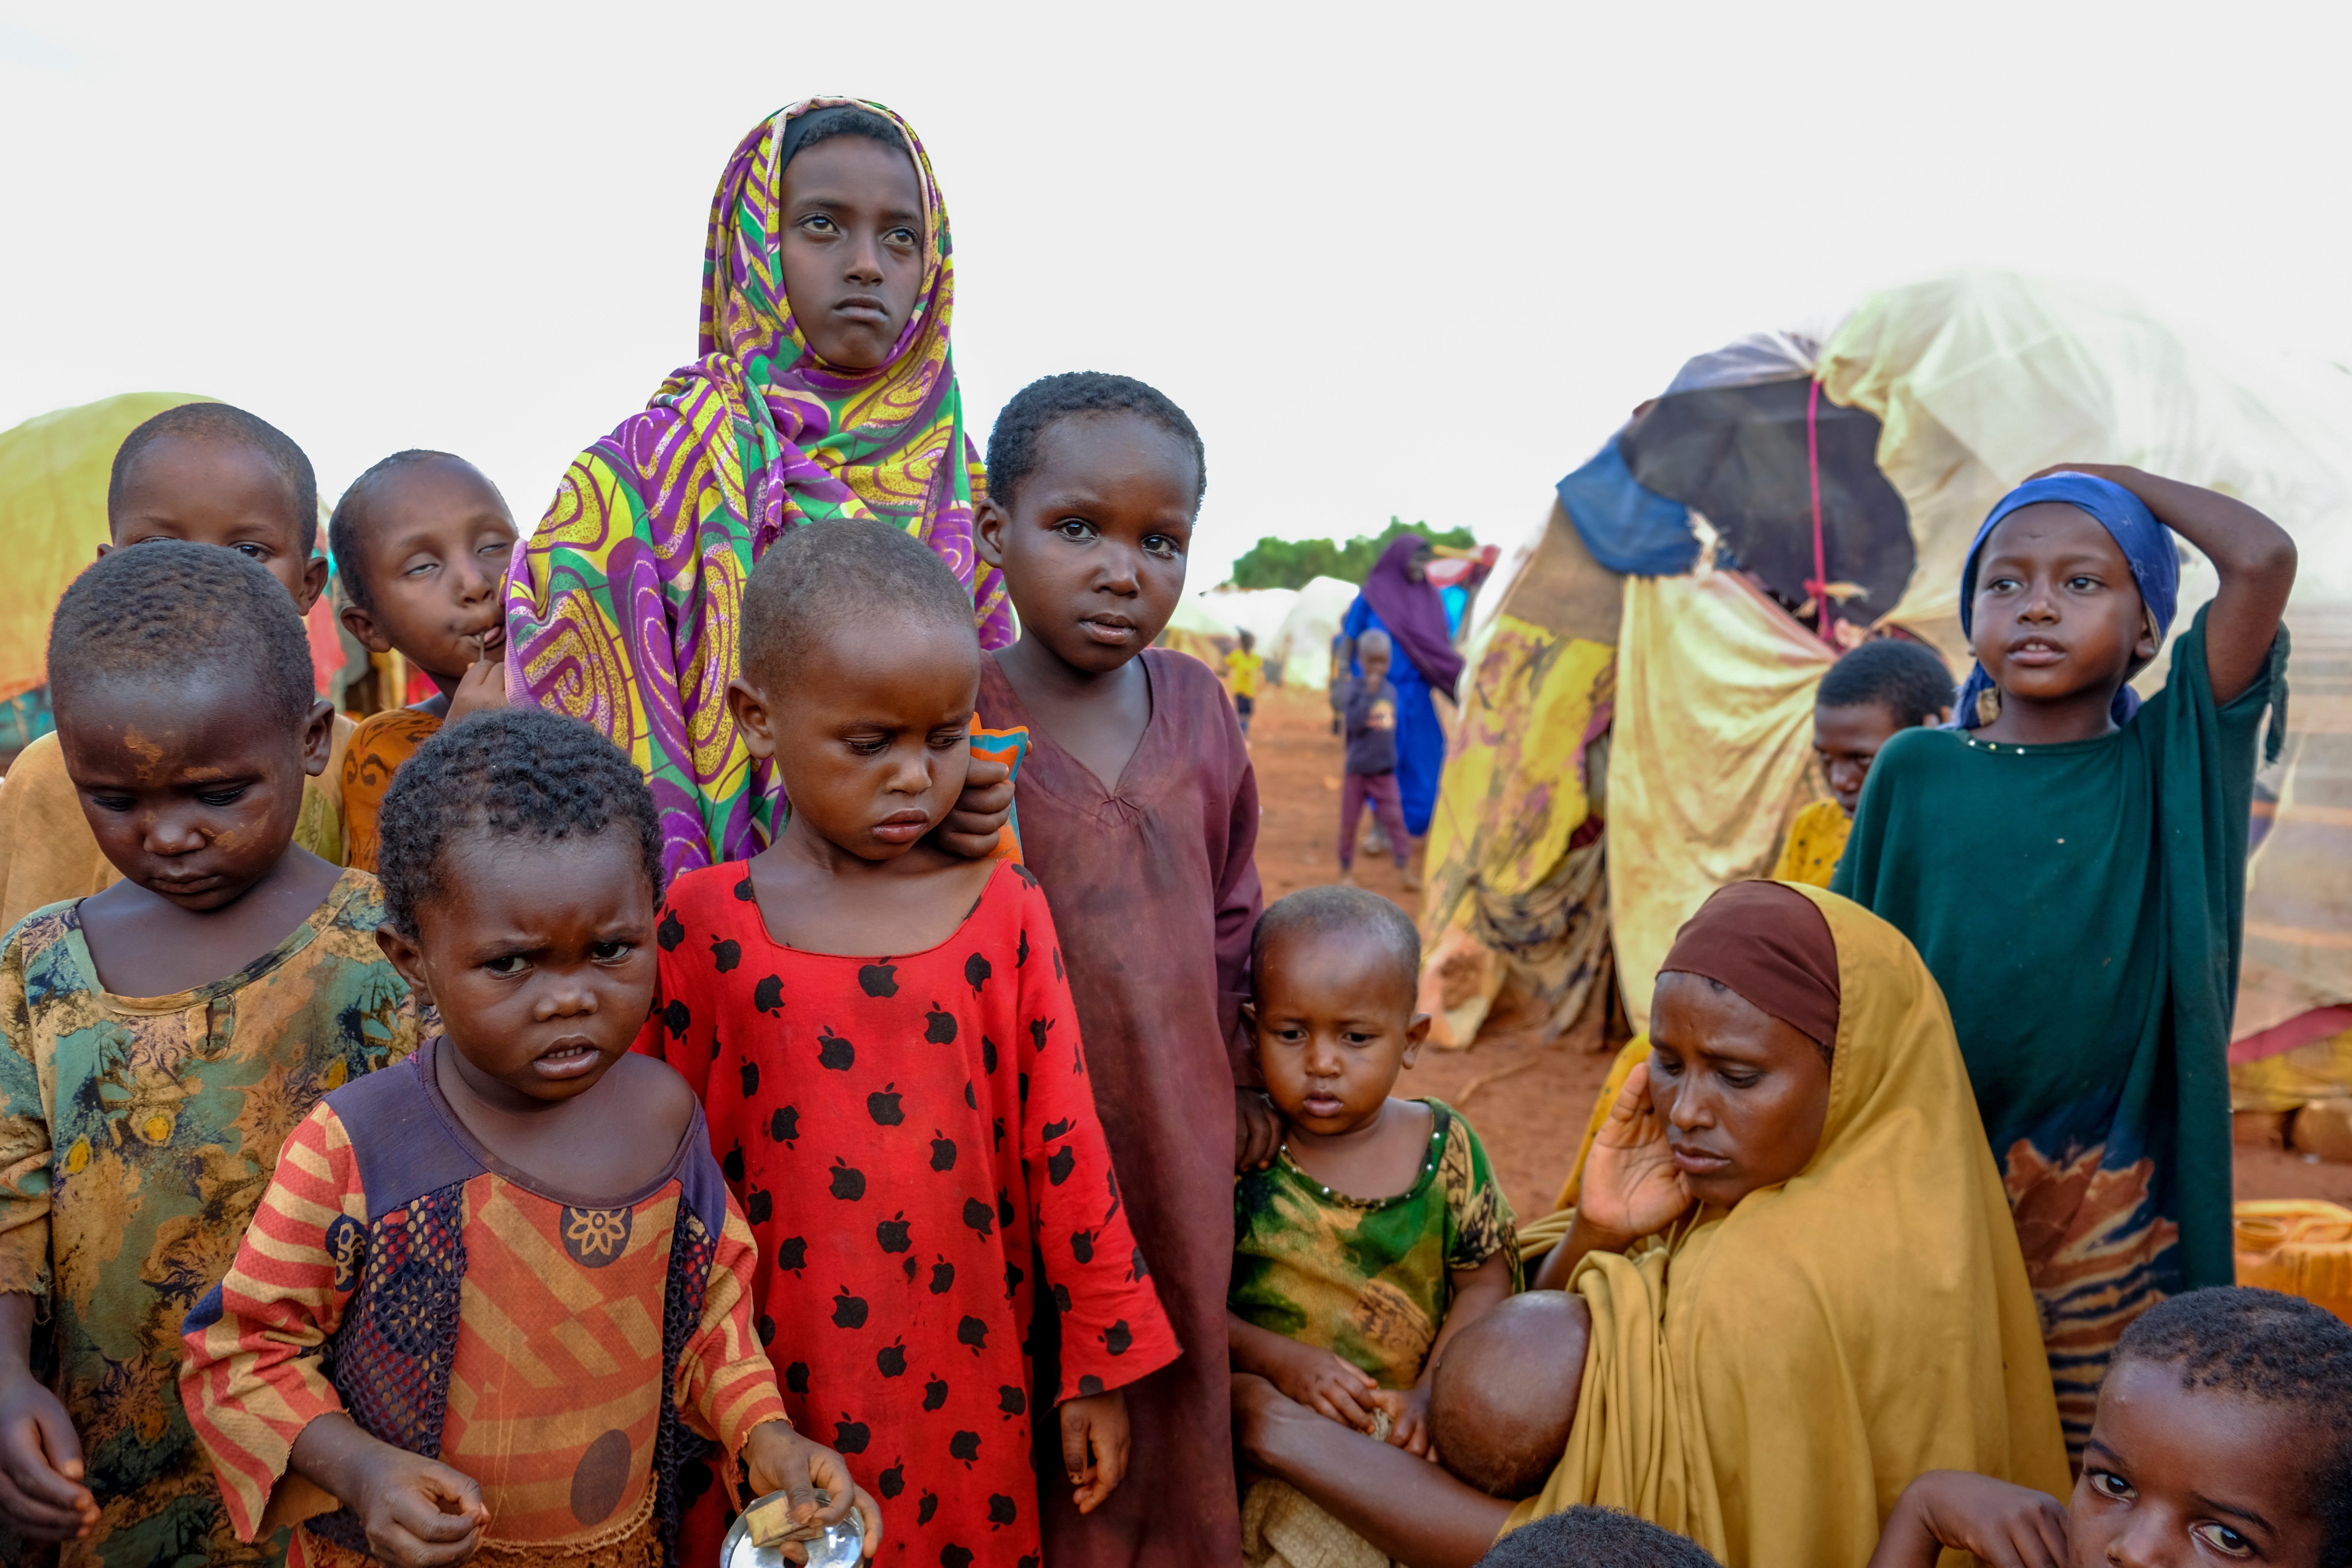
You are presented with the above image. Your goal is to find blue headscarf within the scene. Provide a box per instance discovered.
[1954,472,2179,731]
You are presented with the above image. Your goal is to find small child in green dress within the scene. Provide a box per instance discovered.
[1228,885,1518,1459]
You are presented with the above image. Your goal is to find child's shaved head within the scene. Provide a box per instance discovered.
[329,449,500,613]
[1431,1290,1587,1499]
[48,539,316,736]
[1477,1506,1721,1567]
[740,519,977,688]
[108,401,318,556]
[2113,1287,2352,1560]
[1252,884,1420,1002]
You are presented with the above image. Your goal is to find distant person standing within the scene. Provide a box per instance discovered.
[1223,628,1264,736]
[1338,538,1462,843]
[1336,631,1416,889]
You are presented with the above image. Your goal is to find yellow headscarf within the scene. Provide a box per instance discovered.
[1508,883,2069,1568]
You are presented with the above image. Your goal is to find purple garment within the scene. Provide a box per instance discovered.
[1338,676,1400,775]
[1358,536,1463,698]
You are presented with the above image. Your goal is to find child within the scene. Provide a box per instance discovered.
[1427,1292,1586,1502]
[1868,1286,2352,1568]
[974,370,1270,1567]
[0,402,356,932]
[327,449,518,872]
[1335,630,1417,890]
[180,706,872,1567]
[1834,466,2296,1453]
[1478,1508,1724,1568]
[0,542,421,1566]
[1224,629,1264,737]
[1229,887,1517,1460]
[1769,638,1954,887]
[642,519,1176,1566]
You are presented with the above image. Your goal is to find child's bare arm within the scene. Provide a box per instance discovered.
[291,1412,489,1568]
[932,754,1013,859]
[1059,1388,1130,1516]
[1378,1252,1515,1457]
[1867,1470,2069,1568]
[1228,1312,1382,1432]
[2032,464,2295,704]
[0,1291,98,1541]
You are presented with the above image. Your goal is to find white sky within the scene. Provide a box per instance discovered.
[3,1,2347,591]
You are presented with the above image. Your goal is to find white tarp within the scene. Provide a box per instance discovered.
[1264,575,1360,691]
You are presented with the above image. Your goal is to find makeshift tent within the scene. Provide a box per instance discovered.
[1200,586,1299,671]
[1423,271,2352,1057]
[1264,575,1361,692]
[1154,591,1239,669]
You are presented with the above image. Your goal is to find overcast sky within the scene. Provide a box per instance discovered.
[3,1,2345,589]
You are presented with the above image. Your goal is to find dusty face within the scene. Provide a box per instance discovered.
[976,412,1198,679]
[732,613,980,862]
[1645,972,1831,1209]
[2066,1359,2330,1568]
[340,458,517,682]
[57,676,330,910]
[777,133,926,372]
[1970,503,2153,714]
[1248,925,1426,1137]
[379,832,657,1110]
[1812,701,1909,815]
[107,432,325,609]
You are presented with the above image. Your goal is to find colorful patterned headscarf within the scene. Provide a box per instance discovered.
[504,99,1011,882]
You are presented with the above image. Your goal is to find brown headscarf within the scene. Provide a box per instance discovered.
[1659,880,1841,1049]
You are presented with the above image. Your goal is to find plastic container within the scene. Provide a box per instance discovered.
[719,1488,865,1568]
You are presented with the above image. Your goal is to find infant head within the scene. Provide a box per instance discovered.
[1430,1290,1590,1499]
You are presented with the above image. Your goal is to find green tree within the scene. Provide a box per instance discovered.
[1226,517,1476,591]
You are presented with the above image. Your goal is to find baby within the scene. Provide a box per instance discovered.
[1229,886,1518,1454]
[1428,1292,1587,1499]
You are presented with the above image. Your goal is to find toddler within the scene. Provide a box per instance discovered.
[0,543,421,1566]
[1229,886,1517,1456]
[974,370,1268,1566]
[1336,631,1414,890]
[182,707,871,1567]
[0,402,355,930]
[1225,629,1265,736]
[641,519,1175,1566]
[1770,638,1953,887]
[327,449,518,870]
[1869,1286,2352,1568]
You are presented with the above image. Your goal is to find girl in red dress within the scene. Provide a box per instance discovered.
[641,519,1178,1568]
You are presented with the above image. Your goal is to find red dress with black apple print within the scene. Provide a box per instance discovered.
[641,859,1180,1568]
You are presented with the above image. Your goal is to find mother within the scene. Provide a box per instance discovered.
[504,99,1010,880]
[1235,881,2068,1568]
[1338,538,1460,842]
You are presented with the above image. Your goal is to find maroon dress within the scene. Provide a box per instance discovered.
[642,859,1179,1568]
[977,649,1263,1568]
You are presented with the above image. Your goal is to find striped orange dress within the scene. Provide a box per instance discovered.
[180,1042,788,1567]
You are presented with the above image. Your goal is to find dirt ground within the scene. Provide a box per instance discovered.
[1242,683,2345,1222]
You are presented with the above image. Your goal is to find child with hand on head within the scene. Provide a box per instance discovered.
[0,403,356,932]
[1336,630,1416,891]
[641,519,1176,1567]
[1229,887,1518,1458]
[1770,638,1954,887]
[1834,468,2297,1452]
[0,542,421,1566]
[1869,1286,2352,1568]
[1224,629,1264,737]
[974,371,1268,1567]
[328,451,519,872]
[181,707,871,1568]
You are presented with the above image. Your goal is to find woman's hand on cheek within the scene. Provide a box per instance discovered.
[933,755,1012,859]
[1579,1062,1692,1242]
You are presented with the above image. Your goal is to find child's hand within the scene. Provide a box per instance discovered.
[1263,1341,1383,1434]
[1367,1385,1435,1458]
[934,754,1013,859]
[1868,1470,2069,1568]
[742,1420,882,1562]
[1235,1088,1281,1171]
[0,1371,99,1541]
[443,654,508,726]
[1578,1062,1692,1243]
[346,1448,490,1567]
[1059,1388,1132,1515]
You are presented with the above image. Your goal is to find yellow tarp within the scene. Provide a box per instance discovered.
[0,393,215,700]
[2236,1201,2352,1325]
[1605,571,1833,1030]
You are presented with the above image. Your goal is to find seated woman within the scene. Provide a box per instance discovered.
[1232,880,2070,1568]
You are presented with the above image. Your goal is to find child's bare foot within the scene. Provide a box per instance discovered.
[1338,867,1360,887]
[1399,863,1421,892]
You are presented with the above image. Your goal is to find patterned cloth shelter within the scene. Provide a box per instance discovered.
[642,858,1178,1567]
[504,98,1010,884]
[0,869,420,1567]
[180,1041,786,1568]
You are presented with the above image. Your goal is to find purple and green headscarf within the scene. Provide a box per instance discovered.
[1954,472,2178,731]
[504,99,1010,883]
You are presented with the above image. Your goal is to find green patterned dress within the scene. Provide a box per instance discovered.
[0,868,421,1567]
[1231,1098,1518,1388]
